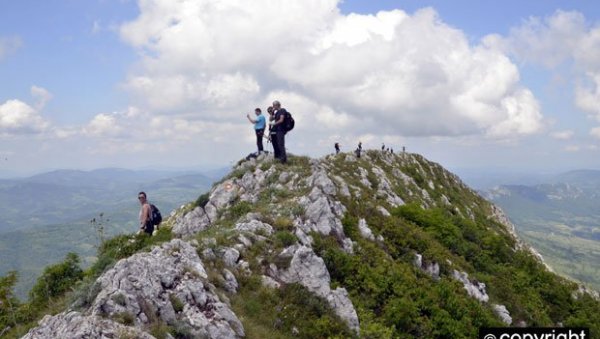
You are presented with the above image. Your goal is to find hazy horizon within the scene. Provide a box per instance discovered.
[2,152,599,192]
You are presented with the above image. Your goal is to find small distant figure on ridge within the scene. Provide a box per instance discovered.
[335,142,340,154]
[402,146,406,153]
[391,148,394,154]
[246,107,266,154]
[381,143,385,152]
[358,141,362,151]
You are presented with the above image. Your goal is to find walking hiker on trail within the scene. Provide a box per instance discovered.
[335,142,340,154]
[246,107,266,154]
[358,141,362,151]
[270,100,288,164]
[138,191,153,235]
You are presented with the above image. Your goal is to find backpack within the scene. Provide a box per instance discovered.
[150,204,162,227]
[283,111,295,133]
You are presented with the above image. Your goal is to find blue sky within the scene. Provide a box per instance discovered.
[1,0,600,177]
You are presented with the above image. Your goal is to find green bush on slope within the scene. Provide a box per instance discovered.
[323,152,600,337]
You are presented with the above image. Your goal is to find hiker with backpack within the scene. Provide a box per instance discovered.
[334,142,340,154]
[246,107,266,154]
[137,191,162,235]
[270,100,293,164]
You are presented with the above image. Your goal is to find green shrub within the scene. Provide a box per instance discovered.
[342,215,360,240]
[168,321,195,339]
[274,231,297,248]
[29,253,84,307]
[228,201,253,220]
[0,271,20,330]
[272,217,294,231]
[231,277,354,339]
[111,293,127,306]
[70,279,102,311]
[169,294,184,313]
[194,192,210,208]
[148,321,171,339]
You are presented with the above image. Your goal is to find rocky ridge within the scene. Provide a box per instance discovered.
[21,151,598,338]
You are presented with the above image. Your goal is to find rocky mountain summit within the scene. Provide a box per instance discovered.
[19,151,600,338]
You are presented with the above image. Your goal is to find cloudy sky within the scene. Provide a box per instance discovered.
[1,0,600,176]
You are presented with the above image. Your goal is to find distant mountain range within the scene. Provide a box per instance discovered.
[0,168,223,299]
[485,169,600,290]
[0,168,225,233]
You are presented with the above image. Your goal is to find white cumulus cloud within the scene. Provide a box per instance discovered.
[492,10,600,124]
[0,86,51,136]
[118,1,543,142]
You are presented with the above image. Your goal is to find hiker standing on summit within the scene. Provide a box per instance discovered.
[138,191,153,235]
[246,107,266,154]
[270,100,288,164]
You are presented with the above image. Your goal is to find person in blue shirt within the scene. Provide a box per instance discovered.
[247,107,266,154]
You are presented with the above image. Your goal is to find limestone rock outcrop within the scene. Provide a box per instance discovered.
[24,239,244,339]
[276,245,360,333]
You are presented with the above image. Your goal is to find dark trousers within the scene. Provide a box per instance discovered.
[143,221,154,235]
[275,130,287,163]
[271,132,279,158]
[255,128,264,153]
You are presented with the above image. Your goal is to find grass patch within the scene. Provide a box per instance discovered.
[231,275,354,339]
[274,231,297,248]
[88,227,173,277]
[272,217,294,231]
[112,311,135,326]
[169,294,184,313]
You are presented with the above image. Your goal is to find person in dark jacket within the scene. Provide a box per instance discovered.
[270,100,288,164]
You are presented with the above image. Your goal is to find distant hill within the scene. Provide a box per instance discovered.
[451,167,555,190]
[0,168,220,299]
[0,168,216,233]
[551,169,600,192]
[485,170,600,290]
